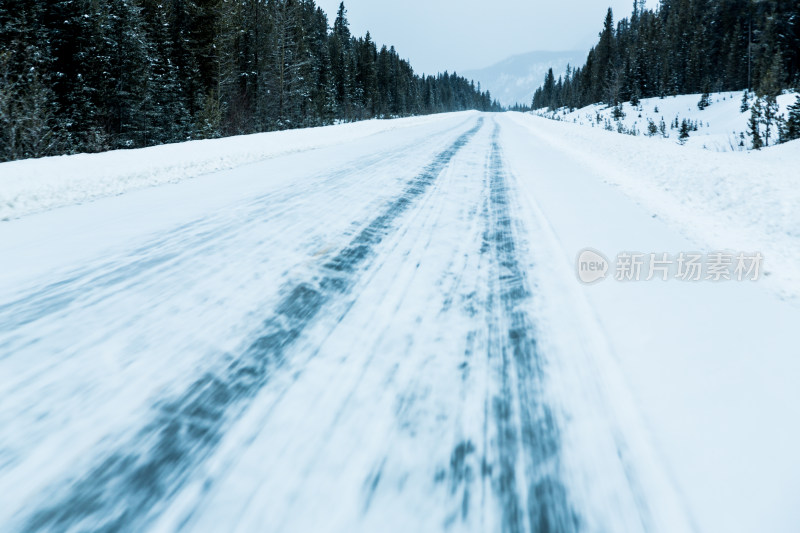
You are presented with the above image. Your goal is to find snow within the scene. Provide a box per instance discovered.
[1,111,798,533]
[511,109,800,303]
[535,90,798,152]
[501,114,800,533]
[0,113,462,221]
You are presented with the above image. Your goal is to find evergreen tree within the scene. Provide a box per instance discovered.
[0,0,61,160]
[697,80,711,110]
[595,8,615,104]
[266,0,312,129]
[647,118,658,136]
[543,68,556,110]
[140,0,193,144]
[98,0,153,148]
[612,102,625,120]
[748,97,764,149]
[45,0,110,151]
[354,32,378,118]
[532,0,799,112]
[762,93,779,147]
[307,5,336,125]
[679,118,690,144]
[330,2,353,119]
[0,0,498,161]
[781,96,800,143]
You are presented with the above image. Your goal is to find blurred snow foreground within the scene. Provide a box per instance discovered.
[1,112,799,533]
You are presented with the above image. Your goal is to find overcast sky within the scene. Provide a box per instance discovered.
[315,0,654,74]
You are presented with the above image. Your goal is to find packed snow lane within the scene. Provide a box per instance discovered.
[1,112,799,533]
[149,119,608,533]
[14,118,486,533]
[0,113,483,529]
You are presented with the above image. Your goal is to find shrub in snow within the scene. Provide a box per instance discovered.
[697,91,711,110]
[679,120,690,144]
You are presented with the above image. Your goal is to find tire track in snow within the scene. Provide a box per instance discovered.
[17,118,485,533]
[484,122,579,533]
[0,116,477,338]
[0,116,475,522]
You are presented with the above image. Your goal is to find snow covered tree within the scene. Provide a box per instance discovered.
[594,8,615,104]
[195,92,222,139]
[96,0,151,148]
[0,1,62,161]
[139,0,192,144]
[630,87,640,107]
[0,52,60,161]
[306,4,336,125]
[697,80,711,110]
[541,68,556,110]
[781,96,800,143]
[762,94,780,147]
[612,102,625,120]
[679,119,690,144]
[330,2,354,119]
[759,49,785,99]
[353,32,378,118]
[44,0,112,151]
[531,0,799,111]
[748,97,764,150]
[265,0,314,129]
[0,0,497,161]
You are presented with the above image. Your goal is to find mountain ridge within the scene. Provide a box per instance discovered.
[462,50,586,107]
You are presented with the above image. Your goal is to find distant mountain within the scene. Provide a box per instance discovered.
[461,50,587,107]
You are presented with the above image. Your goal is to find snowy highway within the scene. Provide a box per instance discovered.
[2,113,800,532]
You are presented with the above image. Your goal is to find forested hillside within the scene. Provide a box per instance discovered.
[0,1,499,162]
[532,0,800,110]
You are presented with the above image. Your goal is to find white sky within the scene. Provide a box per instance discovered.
[315,0,654,75]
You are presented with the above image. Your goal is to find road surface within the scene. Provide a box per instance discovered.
[1,113,799,533]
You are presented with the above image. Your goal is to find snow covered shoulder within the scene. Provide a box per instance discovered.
[0,113,466,221]
[508,110,800,301]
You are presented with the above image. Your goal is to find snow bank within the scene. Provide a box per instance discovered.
[535,91,798,152]
[0,113,467,221]
[509,111,800,301]
[500,113,800,533]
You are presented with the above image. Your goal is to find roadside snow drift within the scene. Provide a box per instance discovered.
[535,91,798,152]
[510,111,800,302]
[0,113,463,221]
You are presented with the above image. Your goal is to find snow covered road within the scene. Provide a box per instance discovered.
[1,113,799,532]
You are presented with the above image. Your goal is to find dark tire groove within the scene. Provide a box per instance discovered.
[484,122,580,533]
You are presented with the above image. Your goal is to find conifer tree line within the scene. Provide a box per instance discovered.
[532,0,800,111]
[0,1,499,162]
